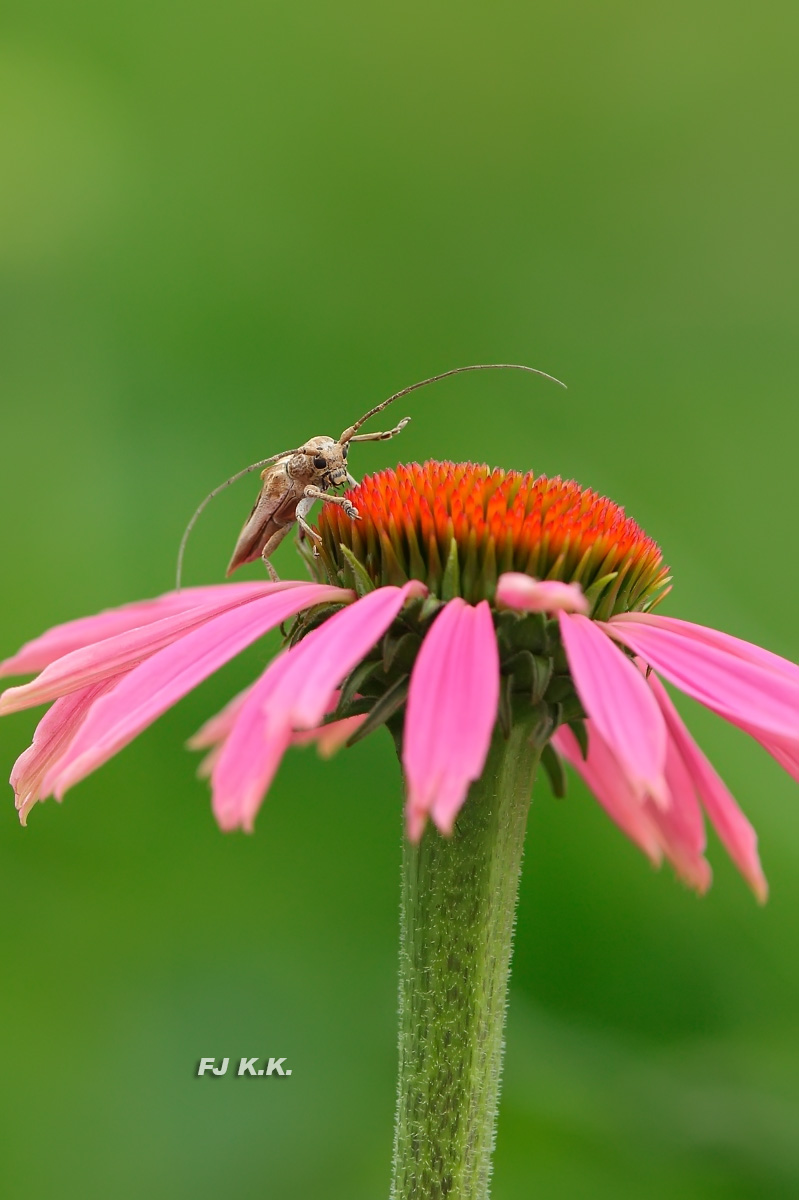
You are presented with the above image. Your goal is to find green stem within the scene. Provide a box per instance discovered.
[390,721,542,1200]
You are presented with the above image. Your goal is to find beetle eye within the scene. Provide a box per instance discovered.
[313,455,327,469]
[342,443,348,457]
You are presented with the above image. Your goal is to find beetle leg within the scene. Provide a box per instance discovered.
[295,494,324,556]
[259,523,293,581]
[346,417,410,444]
[303,485,360,522]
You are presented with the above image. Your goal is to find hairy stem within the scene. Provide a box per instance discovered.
[391,722,541,1200]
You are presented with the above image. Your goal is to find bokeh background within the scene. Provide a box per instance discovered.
[2,2,798,1197]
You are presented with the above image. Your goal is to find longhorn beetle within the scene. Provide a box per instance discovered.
[175,362,565,588]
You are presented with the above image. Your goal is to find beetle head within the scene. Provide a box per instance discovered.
[300,435,350,488]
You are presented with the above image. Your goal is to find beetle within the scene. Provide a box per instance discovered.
[175,363,565,587]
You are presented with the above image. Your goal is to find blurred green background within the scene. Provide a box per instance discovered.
[2,2,798,1196]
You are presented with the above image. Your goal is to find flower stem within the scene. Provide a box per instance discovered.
[390,721,542,1200]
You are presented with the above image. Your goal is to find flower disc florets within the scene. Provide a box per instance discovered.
[315,460,669,616]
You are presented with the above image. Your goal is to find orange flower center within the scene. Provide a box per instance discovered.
[315,460,669,614]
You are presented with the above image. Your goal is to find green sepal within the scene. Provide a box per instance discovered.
[508,611,547,654]
[541,743,567,798]
[502,650,553,705]
[497,672,515,738]
[337,545,377,597]
[378,530,410,588]
[295,532,326,583]
[642,580,672,613]
[335,695,375,718]
[404,520,428,583]
[528,653,553,704]
[558,694,585,723]
[460,529,480,603]
[543,673,577,705]
[335,658,382,717]
[346,675,410,746]
[582,571,618,610]
[383,629,423,675]
[476,538,498,604]
[441,538,461,602]
[568,719,589,759]
[528,700,555,748]
[418,594,445,624]
[287,602,348,648]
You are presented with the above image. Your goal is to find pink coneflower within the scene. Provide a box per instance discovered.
[2,460,796,902]
[2,457,797,1198]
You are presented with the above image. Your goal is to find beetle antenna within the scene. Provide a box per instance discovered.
[176,449,305,589]
[339,362,566,443]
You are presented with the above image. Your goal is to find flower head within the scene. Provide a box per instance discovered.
[316,460,668,611]
[2,460,796,900]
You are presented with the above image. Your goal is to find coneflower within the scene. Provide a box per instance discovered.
[2,459,796,1199]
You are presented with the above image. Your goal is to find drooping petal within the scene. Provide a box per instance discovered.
[647,672,768,901]
[495,573,590,615]
[552,726,663,864]
[209,652,297,831]
[553,723,712,892]
[0,582,315,714]
[11,678,124,824]
[42,583,348,798]
[557,612,668,805]
[403,599,499,840]
[650,728,712,894]
[0,583,273,678]
[211,582,426,832]
[605,615,799,743]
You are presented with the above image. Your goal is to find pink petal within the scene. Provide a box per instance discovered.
[647,671,767,902]
[0,584,273,677]
[186,686,253,751]
[262,581,427,731]
[189,686,364,760]
[403,599,499,840]
[553,726,663,864]
[42,583,348,798]
[210,652,297,831]
[187,686,254,780]
[605,616,799,743]
[291,714,367,756]
[553,723,712,892]
[496,573,589,615]
[748,730,799,783]
[557,613,668,805]
[191,688,365,785]
[0,582,313,714]
[650,727,712,894]
[11,678,124,824]
[211,581,425,831]
[612,612,799,682]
